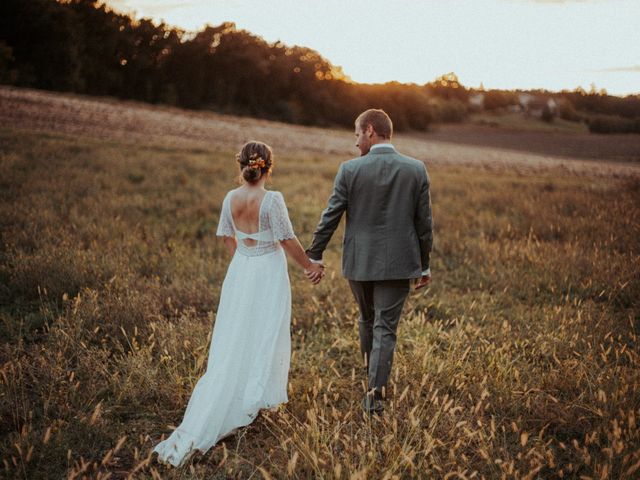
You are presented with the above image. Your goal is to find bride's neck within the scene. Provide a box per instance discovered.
[243,179,267,189]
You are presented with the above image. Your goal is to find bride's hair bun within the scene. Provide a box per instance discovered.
[236,141,273,183]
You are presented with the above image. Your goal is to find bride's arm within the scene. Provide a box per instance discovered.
[280,237,313,269]
[222,236,237,256]
[280,237,324,282]
[271,192,324,283]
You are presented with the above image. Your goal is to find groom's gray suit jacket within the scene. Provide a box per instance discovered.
[306,145,433,281]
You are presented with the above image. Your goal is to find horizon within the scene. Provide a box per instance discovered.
[106,0,640,97]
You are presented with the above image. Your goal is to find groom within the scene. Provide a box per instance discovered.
[306,108,433,414]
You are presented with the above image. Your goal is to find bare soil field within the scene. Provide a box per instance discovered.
[423,122,640,164]
[2,85,639,178]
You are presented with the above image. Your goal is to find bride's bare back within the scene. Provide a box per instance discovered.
[230,187,267,245]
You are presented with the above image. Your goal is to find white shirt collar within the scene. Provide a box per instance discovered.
[370,143,395,151]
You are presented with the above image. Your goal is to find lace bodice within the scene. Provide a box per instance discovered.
[216,189,296,256]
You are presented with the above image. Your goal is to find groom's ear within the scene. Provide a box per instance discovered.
[366,124,374,137]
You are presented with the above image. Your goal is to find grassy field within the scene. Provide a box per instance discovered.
[1,107,639,478]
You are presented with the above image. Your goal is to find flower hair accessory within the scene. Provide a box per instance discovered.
[248,153,266,170]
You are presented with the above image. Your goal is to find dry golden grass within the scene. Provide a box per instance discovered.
[1,100,639,479]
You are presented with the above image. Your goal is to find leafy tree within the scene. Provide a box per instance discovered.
[0,0,82,90]
[425,72,468,103]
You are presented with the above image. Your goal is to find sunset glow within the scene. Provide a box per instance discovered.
[108,0,640,95]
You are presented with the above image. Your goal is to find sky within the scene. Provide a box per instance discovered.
[107,0,640,96]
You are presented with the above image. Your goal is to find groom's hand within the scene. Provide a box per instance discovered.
[305,259,325,285]
[414,274,431,290]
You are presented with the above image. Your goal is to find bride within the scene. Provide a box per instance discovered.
[153,141,325,467]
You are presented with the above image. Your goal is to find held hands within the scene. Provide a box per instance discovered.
[304,259,325,285]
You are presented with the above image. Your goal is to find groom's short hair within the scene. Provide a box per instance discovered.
[355,109,393,139]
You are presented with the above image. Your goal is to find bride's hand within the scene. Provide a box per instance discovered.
[305,261,325,285]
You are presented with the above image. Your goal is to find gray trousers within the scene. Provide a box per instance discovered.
[348,279,411,396]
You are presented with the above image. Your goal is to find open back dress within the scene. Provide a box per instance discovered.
[153,189,296,467]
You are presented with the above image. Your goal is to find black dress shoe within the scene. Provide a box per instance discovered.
[361,393,384,415]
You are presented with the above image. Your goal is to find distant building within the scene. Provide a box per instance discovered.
[518,93,558,118]
[468,92,485,109]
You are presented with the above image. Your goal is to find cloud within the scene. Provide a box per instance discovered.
[593,65,640,73]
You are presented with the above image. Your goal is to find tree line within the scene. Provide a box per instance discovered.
[476,87,640,134]
[1,0,638,133]
[0,0,469,130]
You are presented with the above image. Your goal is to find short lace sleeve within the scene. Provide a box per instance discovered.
[216,193,235,237]
[269,191,296,241]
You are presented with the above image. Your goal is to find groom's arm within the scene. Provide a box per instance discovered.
[306,163,348,261]
[415,164,433,274]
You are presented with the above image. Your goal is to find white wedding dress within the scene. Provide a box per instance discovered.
[153,189,296,467]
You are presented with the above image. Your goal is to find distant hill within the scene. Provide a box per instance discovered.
[2,85,639,176]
